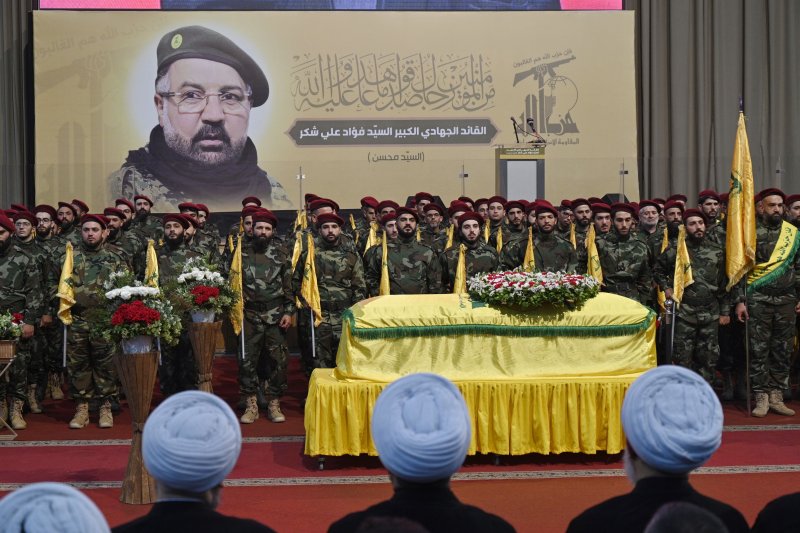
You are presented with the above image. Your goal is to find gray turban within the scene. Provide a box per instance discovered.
[143,391,242,492]
[622,365,723,474]
[371,373,471,483]
[0,482,109,533]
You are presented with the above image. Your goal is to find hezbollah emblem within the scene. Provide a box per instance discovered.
[171,33,183,49]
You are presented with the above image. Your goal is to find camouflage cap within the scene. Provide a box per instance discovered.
[157,25,269,107]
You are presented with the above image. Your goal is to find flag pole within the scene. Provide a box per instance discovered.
[62,324,68,368]
[310,308,317,359]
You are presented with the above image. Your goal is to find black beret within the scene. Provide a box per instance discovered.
[157,26,269,108]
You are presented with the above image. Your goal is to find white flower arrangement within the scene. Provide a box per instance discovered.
[467,269,600,310]
[177,268,225,285]
[105,286,161,301]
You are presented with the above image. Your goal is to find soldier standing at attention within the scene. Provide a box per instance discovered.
[697,190,725,245]
[571,198,592,274]
[132,195,164,242]
[363,212,398,291]
[441,212,499,293]
[555,199,574,242]
[591,202,613,237]
[365,207,442,296]
[500,201,577,273]
[236,210,294,425]
[596,203,652,306]
[654,209,734,385]
[419,203,447,252]
[60,215,129,429]
[56,202,81,245]
[292,213,366,375]
[736,188,799,417]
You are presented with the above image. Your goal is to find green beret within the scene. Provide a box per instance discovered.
[157,25,269,107]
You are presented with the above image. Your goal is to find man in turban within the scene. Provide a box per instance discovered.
[0,482,110,533]
[567,366,749,533]
[329,373,514,533]
[114,391,276,532]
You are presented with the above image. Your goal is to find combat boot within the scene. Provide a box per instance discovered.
[98,400,114,428]
[48,373,64,400]
[27,385,42,414]
[719,372,734,401]
[752,392,769,418]
[69,401,89,429]
[0,397,7,422]
[10,400,27,430]
[267,398,286,423]
[768,390,796,416]
[240,395,259,424]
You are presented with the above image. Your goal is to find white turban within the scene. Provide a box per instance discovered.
[622,365,723,474]
[0,482,110,533]
[371,373,471,483]
[143,391,242,493]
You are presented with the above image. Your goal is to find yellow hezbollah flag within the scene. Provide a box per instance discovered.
[379,234,391,296]
[446,224,455,249]
[586,225,603,285]
[364,222,380,252]
[228,234,244,335]
[293,210,307,232]
[495,227,503,253]
[523,226,535,272]
[569,223,576,249]
[301,233,323,326]
[725,111,756,290]
[483,221,490,242]
[227,234,235,253]
[291,231,303,271]
[56,242,75,325]
[144,239,159,288]
[452,244,468,294]
[673,225,694,305]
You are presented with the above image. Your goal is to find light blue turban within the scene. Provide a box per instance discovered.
[0,482,110,533]
[622,365,723,474]
[143,391,242,493]
[371,373,471,483]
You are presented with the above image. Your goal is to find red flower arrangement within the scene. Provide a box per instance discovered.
[12,313,24,324]
[191,285,220,307]
[111,300,161,326]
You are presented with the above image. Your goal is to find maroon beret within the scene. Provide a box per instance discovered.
[638,200,661,213]
[611,203,635,217]
[588,197,603,204]
[487,195,507,207]
[316,212,345,228]
[414,192,435,203]
[785,194,800,207]
[178,202,200,213]
[360,196,379,209]
[11,211,36,225]
[457,211,483,228]
[162,213,189,229]
[559,199,573,211]
[241,196,262,207]
[195,203,210,215]
[34,204,58,220]
[423,203,444,216]
[571,198,590,210]
[395,207,419,222]
[667,194,688,203]
[10,203,29,213]
[380,212,398,226]
[133,195,154,206]
[115,198,135,212]
[182,214,199,228]
[535,201,558,217]
[241,206,261,218]
[0,213,15,233]
[252,210,278,228]
[719,193,729,204]
[309,198,340,213]
[664,200,685,213]
[458,196,474,205]
[591,202,611,215]
[80,214,108,229]
[304,193,320,204]
[447,201,470,218]
[652,197,666,205]
[505,200,526,213]
[758,188,785,201]
[682,208,708,224]
[57,201,78,216]
[72,199,90,213]
[376,200,400,213]
[697,189,720,203]
[473,198,489,208]
[102,207,125,219]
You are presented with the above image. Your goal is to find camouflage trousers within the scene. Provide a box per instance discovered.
[671,317,720,384]
[41,322,65,374]
[297,310,343,378]
[239,310,288,398]
[748,300,795,393]
[159,331,197,397]
[0,336,31,402]
[67,318,117,401]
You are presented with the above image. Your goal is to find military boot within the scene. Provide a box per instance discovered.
[769,390,796,416]
[752,392,769,418]
[98,400,114,428]
[267,398,286,423]
[719,372,734,402]
[10,400,27,430]
[49,373,64,400]
[69,401,89,429]
[0,397,7,422]
[240,395,259,424]
[27,385,43,414]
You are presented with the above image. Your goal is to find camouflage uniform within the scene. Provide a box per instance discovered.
[488,223,526,250]
[654,236,734,383]
[596,230,652,306]
[292,235,366,376]
[35,235,67,391]
[499,232,577,273]
[0,243,43,403]
[706,221,726,246]
[58,224,82,246]
[155,241,206,395]
[234,239,295,399]
[555,223,572,243]
[574,223,590,274]
[364,236,442,296]
[106,228,146,267]
[59,243,128,403]
[419,225,447,253]
[132,214,164,242]
[747,220,800,394]
[440,240,500,293]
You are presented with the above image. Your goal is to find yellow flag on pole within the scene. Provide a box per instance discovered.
[290,231,303,271]
[144,239,159,288]
[300,233,323,326]
[726,111,756,290]
[569,223,576,249]
[364,222,380,252]
[228,234,244,335]
[56,242,75,325]
[495,228,503,253]
[586,225,603,285]
[452,244,468,294]
[483,221,490,242]
[523,226,535,272]
[446,224,455,249]
[379,235,391,295]
[673,225,695,305]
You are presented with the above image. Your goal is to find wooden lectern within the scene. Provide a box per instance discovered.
[495,145,545,199]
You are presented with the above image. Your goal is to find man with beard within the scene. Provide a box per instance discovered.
[155,214,207,396]
[58,215,129,429]
[365,208,441,297]
[195,203,220,245]
[56,202,81,245]
[235,210,294,424]
[555,200,574,243]
[70,199,89,220]
[571,198,592,274]
[363,212,398,280]
[103,207,145,266]
[500,201,576,272]
[132,195,164,241]
[349,196,378,250]
[596,203,652,305]
[654,209,733,385]
[292,213,366,374]
[489,200,527,252]
[441,212,499,293]
[697,190,725,245]
[786,194,800,227]
[419,203,447,252]
[591,202,612,237]
[485,196,507,251]
[0,212,41,430]
[109,26,291,211]
[649,200,683,262]
[735,188,800,418]
[179,202,220,259]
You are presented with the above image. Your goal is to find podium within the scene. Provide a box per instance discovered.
[495,145,545,199]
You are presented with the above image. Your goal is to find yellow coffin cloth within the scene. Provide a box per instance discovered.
[304,293,656,457]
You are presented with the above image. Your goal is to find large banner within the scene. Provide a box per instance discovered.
[34,10,637,211]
